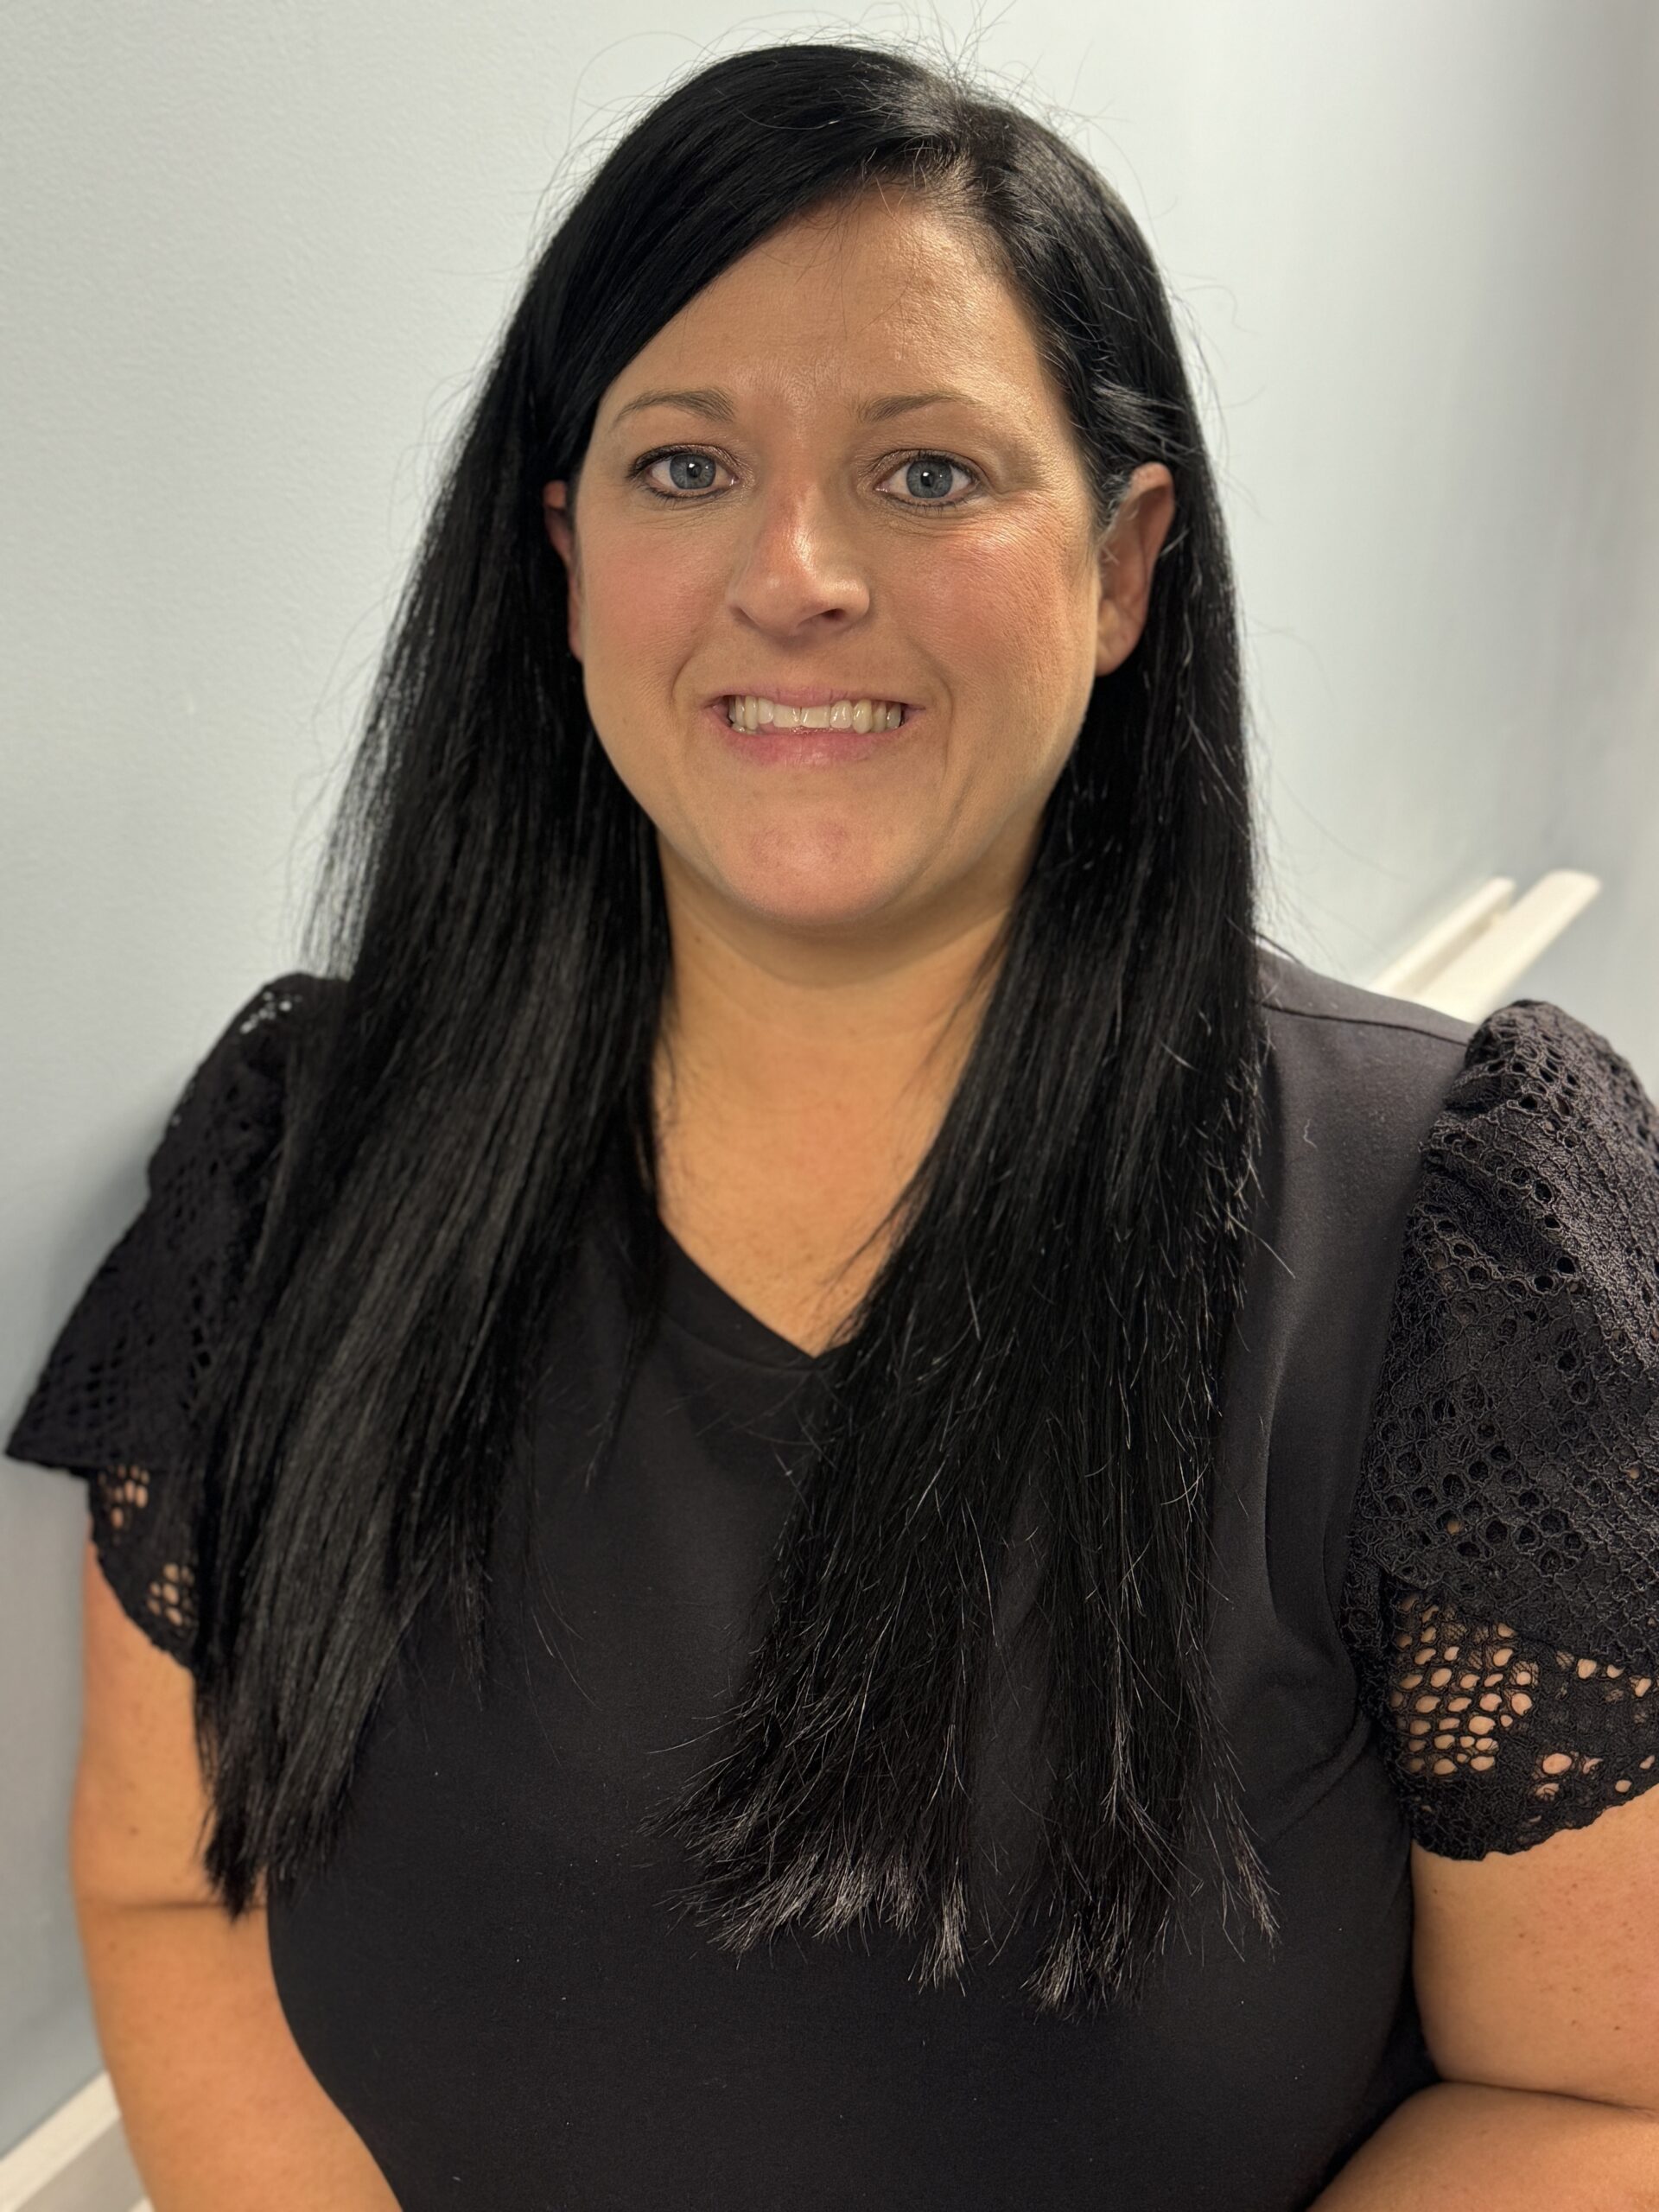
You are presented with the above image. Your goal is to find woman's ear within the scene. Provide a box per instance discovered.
[543,481,582,662]
[1094,463,1175,678]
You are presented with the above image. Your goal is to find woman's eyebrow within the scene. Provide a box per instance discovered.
[604,385,994,434]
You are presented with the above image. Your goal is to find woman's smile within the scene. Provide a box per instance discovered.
[699,692,927,767]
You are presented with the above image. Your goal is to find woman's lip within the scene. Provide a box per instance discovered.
[699,697,925,764]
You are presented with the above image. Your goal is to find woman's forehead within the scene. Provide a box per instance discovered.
[595,229,1055,448]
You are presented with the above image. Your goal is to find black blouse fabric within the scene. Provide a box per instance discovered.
[8,950,1659,2212]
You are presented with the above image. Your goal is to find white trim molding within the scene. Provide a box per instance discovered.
[1368,869,1602,1019]
[0,2070,143,2212]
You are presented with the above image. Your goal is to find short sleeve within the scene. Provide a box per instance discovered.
[4,973,316,1669]
[1339,995,1659,1857]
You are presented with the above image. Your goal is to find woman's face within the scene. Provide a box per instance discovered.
[543,188,1172,951]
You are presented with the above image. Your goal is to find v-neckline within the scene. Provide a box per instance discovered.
[656,1216,828,1372]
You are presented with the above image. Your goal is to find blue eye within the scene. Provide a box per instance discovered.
[628,446,982,512]
[880,453,976,505]
[638,449,723,497]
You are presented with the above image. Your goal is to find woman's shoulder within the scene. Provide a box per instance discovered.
[1256,938,1468,1030]
[5,968,341,1667]
[1246,944,1484,1209]
[1334,964,1659,1858]
[1254,941,1476,1053]
[1253,941,1656,1206]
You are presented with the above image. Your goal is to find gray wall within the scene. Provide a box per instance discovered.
[3,0,1655,2162]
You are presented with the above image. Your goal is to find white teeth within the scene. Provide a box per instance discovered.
[723,695,906,733]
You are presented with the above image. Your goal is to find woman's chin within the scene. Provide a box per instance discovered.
[710,855,924,937]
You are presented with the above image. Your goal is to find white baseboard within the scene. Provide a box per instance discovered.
[1368,868,1600,1017]
[0,2072,144,2212]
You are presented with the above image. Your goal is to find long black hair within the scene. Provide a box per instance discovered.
[186,33,1281,2020]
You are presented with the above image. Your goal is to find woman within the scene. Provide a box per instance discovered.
[10,37,1659,2212]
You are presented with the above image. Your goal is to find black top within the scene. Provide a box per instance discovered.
[9,948,1659,2212]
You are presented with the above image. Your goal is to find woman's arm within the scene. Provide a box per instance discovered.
[68,1535,397,2209]
[1308,2079,1659,2211]
[76,1897,399,2212]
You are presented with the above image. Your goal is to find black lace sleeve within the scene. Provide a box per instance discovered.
[4,974,315,1669]
[1338,996,1659,1858]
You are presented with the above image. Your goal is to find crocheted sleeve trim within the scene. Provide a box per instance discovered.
[1339,997,1659,1857]
[4,974,315,1669]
